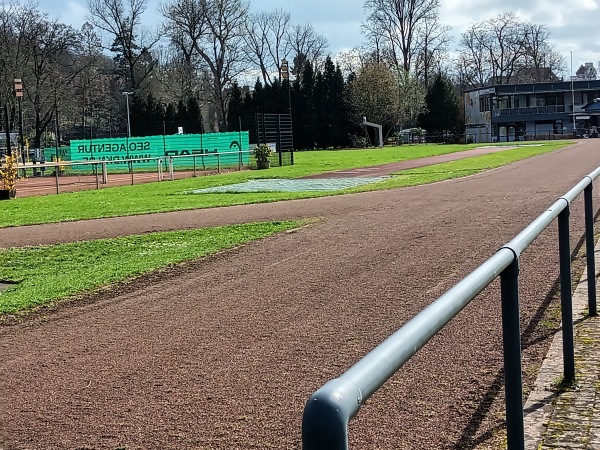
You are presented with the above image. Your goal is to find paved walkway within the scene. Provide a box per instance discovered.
[524,243,600,449]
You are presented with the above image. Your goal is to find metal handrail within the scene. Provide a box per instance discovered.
[11,149,255,194]
[302,166,600,450]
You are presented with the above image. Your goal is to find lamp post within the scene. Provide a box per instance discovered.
[122,91,134,138]
[122,91,133,163]
[281,58,291,115]
[571,51,576,135]
[13,78,24,163]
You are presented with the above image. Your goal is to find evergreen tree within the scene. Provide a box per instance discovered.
[295,61,316,149]
[418,74,461,140]
[129,92,145,136]
[227,82,243,131]
[164,103,178,134]
[177,99,189,128]
[186,97,202,133]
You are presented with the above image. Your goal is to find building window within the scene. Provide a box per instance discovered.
[479,95,491,112]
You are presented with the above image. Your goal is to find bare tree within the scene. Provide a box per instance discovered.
[412,16,451,86]
[363,0,441,72]
[0,1,38,106]
[458,13,533,86]
[286,23,328,78]
[520,23,565,81]
[360,20,385,65]
[243,9,290,85]
[457,13,567,87]
[161,0,250,130]
[29,19,80,147]
[456,25,491,88]
[159,0,208,98]
[88,0,159,90]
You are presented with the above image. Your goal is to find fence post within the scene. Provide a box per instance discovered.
[55,163,59,194]
[558,205,575,383]
[102,162,108,184]
[169,156,174,181]
[584,183,597,316]
[500,255,525,450]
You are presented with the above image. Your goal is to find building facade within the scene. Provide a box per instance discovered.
[464,79,600,143]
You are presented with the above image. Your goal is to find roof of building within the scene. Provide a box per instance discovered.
[465,79,600,94]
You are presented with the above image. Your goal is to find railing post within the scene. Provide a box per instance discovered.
[169,156,174,181]
[102,162,108,184]
[584,183,597,316]
[500,255,525,450]
[55,163,59,194]
[558,205,575,383]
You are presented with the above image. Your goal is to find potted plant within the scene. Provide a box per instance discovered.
[0,153,18,199]
[253,143,273,169]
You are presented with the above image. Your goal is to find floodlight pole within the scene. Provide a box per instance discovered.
[123,91,133,163]
[14,78,24,163]
[123,91,134,138]
[571,52,576,135]
[281,58,292,115]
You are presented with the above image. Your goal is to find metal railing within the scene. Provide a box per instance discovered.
[493,105,566,117]
[302,167,600,450]
[11,149,258,195]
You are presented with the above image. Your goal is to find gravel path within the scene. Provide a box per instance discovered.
[1,140,599,449]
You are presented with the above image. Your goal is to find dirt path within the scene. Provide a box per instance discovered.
[0,144,563,249]
[1,141,599,449]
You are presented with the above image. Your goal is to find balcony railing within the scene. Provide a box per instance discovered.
[493,105,566,117]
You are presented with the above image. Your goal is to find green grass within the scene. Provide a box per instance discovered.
[0,220,305,315]
[0,142,571,228]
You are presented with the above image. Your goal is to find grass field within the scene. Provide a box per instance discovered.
[0,142,572,228]
[0,141,573,315]
[0,220,306,316]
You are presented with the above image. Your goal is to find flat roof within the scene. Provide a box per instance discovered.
[466,79,600,94]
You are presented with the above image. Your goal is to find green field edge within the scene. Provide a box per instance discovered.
[0,142,572,228]
[0,220,310,317]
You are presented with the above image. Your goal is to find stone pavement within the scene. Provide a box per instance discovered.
[524,243,600,449]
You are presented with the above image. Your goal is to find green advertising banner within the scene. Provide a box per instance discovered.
[68,132,250,169]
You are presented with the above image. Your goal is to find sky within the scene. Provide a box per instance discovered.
[39,0,599,74]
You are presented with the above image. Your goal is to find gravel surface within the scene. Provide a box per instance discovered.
[1,140,599,449]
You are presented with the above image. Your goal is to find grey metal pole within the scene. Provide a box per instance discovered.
[584,184,597,316]
[558,206,575,383]
[55,163,59,194]
[102,162,107,184]
[500,256,525,450]
[4,104,12,157]
[125,93,132,138]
